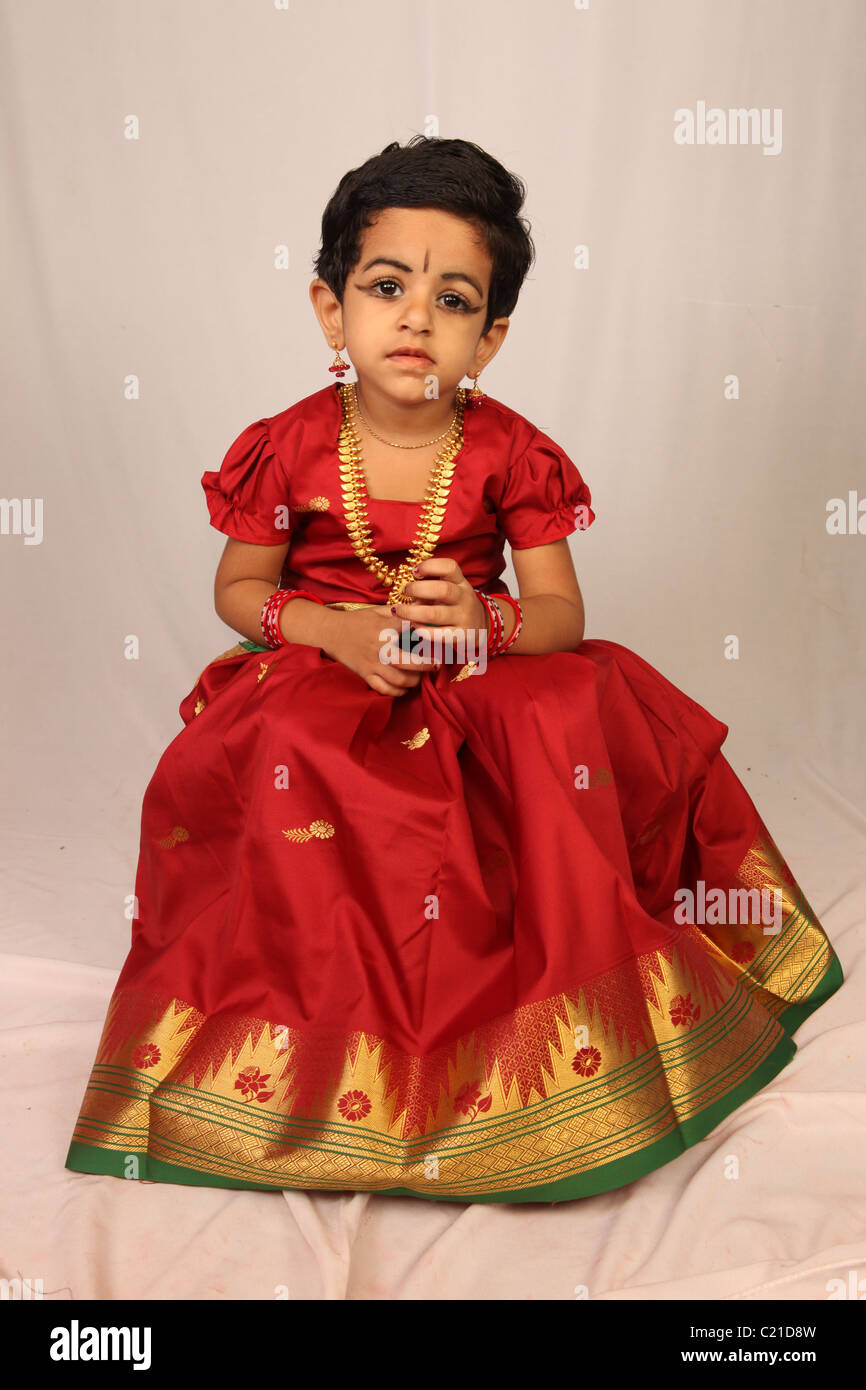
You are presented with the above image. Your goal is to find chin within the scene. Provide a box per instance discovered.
[379,373,433,395]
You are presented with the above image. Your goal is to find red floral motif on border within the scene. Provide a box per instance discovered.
[669,992,701,1028]
[234,1065,275,1104]
[572,1045,603,1077]
[131,1043,161,1069]
[453,1080,492,1121]
[337,1089,372,1121]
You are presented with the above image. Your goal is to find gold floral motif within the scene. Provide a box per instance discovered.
[193,697,206,716]
[257,662,271,684]
[281,819,336,843]
[293,497,330,512]
[451,661,481,682]
[156,826,189,850]
[401,727,431,749]
[336,381,466,606]
[590,767,613,789]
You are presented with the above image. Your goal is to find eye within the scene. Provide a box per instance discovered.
[370,277,402,297]
[368,278,471,312]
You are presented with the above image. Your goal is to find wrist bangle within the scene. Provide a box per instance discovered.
[474,589,523,657]
[489,593,523,654]
[474,589,504,656]
[260,588,325,648]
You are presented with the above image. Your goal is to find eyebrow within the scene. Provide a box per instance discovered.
[359,257,484,299]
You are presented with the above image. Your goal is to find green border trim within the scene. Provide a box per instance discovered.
[65,951,843,1205]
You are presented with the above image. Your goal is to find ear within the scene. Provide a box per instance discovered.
[472,317,510,373]
[309,278,344,346]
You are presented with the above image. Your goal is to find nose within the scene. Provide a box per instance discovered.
[396,283,434,334]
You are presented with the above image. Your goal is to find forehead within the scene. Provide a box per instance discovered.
[359,206,491,276]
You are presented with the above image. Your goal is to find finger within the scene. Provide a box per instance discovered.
[380,618,447,656]
[370,676,407,697]
[392,653,438,671]
[391,602,451,626]
[382,639,439,666]
[407,625,462,645]
[394,579,456,607]
[376,659,425,684]
[411,557,462,582]
[369,669,419,694]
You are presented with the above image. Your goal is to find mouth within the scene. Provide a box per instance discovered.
[387,349,433,364]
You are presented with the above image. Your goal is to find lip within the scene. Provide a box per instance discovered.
[387,350,433,364]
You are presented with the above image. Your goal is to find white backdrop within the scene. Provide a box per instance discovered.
[2,0,864,1301]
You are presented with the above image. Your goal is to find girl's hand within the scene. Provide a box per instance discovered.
[326,604,441,698]
[390,558,489,661]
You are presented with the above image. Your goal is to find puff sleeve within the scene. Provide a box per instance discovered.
[497,428,596,549]
[200,419,291,545]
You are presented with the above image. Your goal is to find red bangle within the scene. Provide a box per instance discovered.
[260,588,325,648]
[474,592,496,653]
[474,589,504,656]
[489,593,523,653]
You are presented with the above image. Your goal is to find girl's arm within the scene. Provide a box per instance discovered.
[505,537,586,653]
[213,537,346,656]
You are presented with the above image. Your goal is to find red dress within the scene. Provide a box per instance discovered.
[65,383,843,1202]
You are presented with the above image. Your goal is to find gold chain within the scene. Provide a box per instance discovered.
[337,380,466,606]
[352,384,458,448]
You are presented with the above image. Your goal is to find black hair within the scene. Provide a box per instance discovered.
[312,136,535,336]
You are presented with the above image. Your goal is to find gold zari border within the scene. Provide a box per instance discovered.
[69,831,840,1196]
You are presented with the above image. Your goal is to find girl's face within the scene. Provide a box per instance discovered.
[311,205,509,406]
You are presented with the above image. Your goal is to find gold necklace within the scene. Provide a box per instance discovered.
[352,384,458,448]
[337,380,466,606]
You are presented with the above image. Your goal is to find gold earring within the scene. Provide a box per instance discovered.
[467,369,486,408]
[328,339,350,378]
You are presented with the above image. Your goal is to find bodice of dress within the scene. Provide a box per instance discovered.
[200,382,595,607]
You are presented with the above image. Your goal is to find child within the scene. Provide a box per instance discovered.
[65,136,843,1204]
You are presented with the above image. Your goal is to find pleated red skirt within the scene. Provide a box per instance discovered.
[65,636,843,1201]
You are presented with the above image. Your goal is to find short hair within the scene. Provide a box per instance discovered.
[312,136,535,336]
